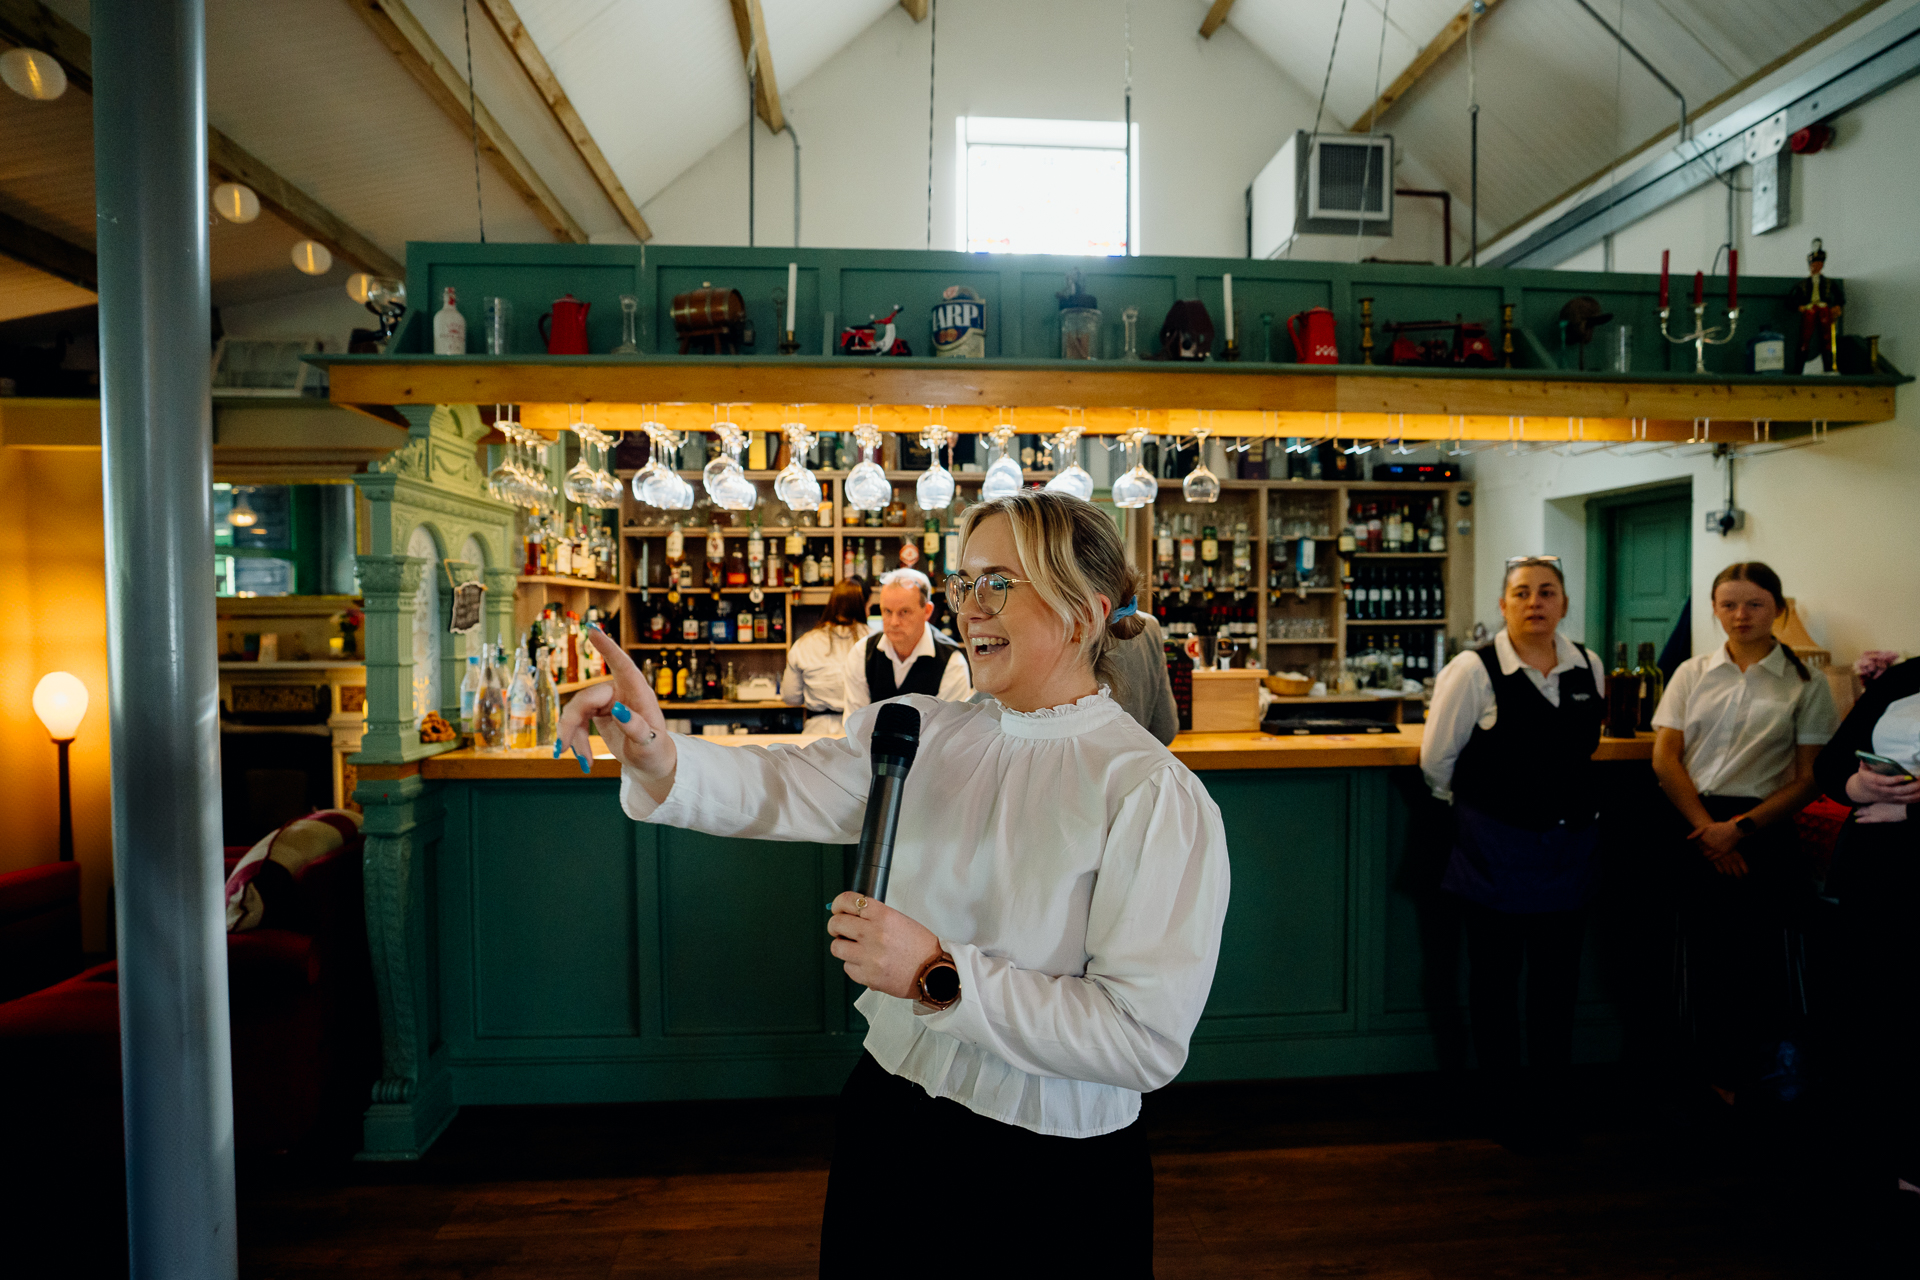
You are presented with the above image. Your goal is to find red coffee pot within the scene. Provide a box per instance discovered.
[1286,307,1339,364]
[540,294,591,355]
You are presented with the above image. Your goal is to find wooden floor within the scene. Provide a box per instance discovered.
[14,1070,1901,1279]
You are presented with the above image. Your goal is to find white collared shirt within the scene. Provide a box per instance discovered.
[781,625,862,717]
[620,691,1231,1138]
[840,624,973,713]
[1653,642,1838,798]
[1421,630,1606,802]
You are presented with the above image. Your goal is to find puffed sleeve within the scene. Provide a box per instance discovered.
[620,706,877,842]
[915,767,1230,1093]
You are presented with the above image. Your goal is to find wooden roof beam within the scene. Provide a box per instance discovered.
[899,0,929,21]
[476,0,650,242]
[0,0,402,278]
[728,0,784,133]
[345,0,589,243]
[1349,0,1504,132]
[1200,0,1236,40]
[0,206,95,290]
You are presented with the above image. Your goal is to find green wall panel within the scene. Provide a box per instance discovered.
[657,829,831,1037]
[466,784,639,1039]
[1198,771,1351,1021]
[1013,266,1180,361]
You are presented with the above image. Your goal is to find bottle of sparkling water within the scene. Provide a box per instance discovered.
[534,646,559,746]
[507,646,537,748]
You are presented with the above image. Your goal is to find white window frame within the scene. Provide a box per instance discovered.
[954,116,1141,255]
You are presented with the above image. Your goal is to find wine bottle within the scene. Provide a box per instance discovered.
[1636,641,1665,731]
[1605,641,1641,739]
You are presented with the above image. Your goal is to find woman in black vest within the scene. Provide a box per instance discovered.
[1421,556,1606,1147]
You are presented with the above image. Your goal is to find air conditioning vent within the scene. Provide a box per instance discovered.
[1248,132,1395,258]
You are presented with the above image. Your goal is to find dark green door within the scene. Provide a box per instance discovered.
[1591,487,1691,662]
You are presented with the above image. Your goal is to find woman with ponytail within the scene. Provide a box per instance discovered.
[1651,561,1838,1107]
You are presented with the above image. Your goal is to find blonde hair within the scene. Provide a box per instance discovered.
[956,490,1145,685]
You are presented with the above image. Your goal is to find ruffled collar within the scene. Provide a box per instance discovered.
[992,686,1125,740]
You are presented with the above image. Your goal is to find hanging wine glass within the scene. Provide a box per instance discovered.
[590,430,624,509]
[1043,426,1094,501]
[775,420,823,513]
[632,419,670,507]
[1183,421,1221,504]
[487,405,516,502]
[1111,429,1158,509]
[563,414,598,507]
[915,420,955,511]
[979,423,1023,502]
[656,435,694,511]
[844,423,892,512]
[705,420,758,511]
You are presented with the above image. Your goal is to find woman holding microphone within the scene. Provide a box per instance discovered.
[561,490,1230,1275]
[1422,556,1606,1146]
[1651,562,1836,1107]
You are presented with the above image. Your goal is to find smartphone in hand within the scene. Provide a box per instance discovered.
[1856,750,1917,782]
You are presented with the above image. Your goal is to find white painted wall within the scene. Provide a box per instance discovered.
[1463,71,1920,666]
[637,0,1455,263]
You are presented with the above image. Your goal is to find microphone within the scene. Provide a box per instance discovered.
[850,703,920,903]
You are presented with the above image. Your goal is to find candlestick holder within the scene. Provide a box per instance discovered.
[777,328,800,355]
[1660,301,1740,374]
[1221,336,1240,362]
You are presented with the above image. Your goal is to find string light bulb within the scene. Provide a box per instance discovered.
[290,240,333,275]
[1,47,66,101]
[212,182,261,223]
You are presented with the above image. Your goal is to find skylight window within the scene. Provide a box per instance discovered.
[957,117,1140,256]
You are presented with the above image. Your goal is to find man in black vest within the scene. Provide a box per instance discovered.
[842,568,973,713]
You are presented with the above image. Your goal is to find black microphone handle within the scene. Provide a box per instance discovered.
[850,765,909,902]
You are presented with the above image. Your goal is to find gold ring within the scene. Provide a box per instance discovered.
[853,896,867,913]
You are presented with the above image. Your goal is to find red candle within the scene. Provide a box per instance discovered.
[1659,250,1670,308]
[1728,249,1738,309]
[1692,270,1704,306]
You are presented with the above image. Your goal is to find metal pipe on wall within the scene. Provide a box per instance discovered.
[92,0,238,1275]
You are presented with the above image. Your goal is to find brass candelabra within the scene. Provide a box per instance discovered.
[1660,299,1740,374]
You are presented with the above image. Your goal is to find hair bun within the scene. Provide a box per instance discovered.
[1107,612,1148,643]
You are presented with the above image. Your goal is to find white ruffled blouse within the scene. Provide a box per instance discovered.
[620,689,1231,1137]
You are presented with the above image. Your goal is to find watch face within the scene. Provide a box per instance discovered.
[922,963,960,1004]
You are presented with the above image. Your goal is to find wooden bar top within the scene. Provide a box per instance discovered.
[417,727,1655,779]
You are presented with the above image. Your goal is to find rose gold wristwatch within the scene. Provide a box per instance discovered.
[914,949,961,1010]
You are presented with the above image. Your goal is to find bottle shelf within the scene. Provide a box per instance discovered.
[1343,552,1448,559]
[519,575,623,589]
[1263,637,1339,645]
[626,642,788,651]
[1346,618,1451,626]
[628,586,800,594]
[655,699,790,709]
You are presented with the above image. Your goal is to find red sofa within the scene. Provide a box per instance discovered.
[0,861,84,1003]
[0,840,378,1157]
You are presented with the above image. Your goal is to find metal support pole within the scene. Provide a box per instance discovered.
[92,1,238,1276]
[55,738,74,862]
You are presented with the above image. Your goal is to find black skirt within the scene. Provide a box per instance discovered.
[818,1052,1154,1278]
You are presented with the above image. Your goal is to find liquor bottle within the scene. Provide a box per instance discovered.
[475,645,507,752]
[943,530,959,574]
[1606,642,1641,739]
[1636,641,1665,731]
[654,650,675,698]
[923,517,941,570]
[1385,506,1402,552]
[754,610,769,642]
[1428,497,1447,552]
[769,611,786,645]
[747,431,768,471]
[433,286,467,355]
[711,597,732,644]
[1367,504,1383,552]
[704,657,723,700]
[1231,519,1251,592]
[459,654,482,735]
[723,661,738,701]
[675,651,692,700]
[747,523,765,585]
[869,539,885,580]
[553,522,573,577]
[843,541,857,582]
[802,552,820,584]
[1156,517,1174,571]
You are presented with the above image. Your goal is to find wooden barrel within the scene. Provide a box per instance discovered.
[671,286,746,335]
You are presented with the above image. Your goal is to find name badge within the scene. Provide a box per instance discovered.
[1571,693,1592,701]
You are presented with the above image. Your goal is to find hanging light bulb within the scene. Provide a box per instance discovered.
[344,272,377,304]
[1183,423,1222,504]
[290,239,333,275]
[915,420,955,511]
[1,47,67,101]
[980,424,1023,502]
[228,488,259,528]
[775,421,823,513]
[212,182,261,224]
[844,424,892,511]
[1043,426,1095,501]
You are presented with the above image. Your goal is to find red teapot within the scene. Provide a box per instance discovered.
[539,294,591,355]
[1286,307,1339,364]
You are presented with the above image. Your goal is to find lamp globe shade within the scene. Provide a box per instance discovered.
[33,671,88,740]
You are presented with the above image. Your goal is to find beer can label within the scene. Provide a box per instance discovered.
[932,286,986,359]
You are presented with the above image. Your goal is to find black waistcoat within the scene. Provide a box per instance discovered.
[1451,644,1604,830]
[864,629,962,701]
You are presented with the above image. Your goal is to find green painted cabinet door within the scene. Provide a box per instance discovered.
[1603,494,1691,661]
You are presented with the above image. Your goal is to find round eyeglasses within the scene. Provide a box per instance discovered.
[944,572,1031,618]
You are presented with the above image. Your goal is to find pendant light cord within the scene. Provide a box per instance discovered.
[1288,0,1349,259]
[926,0,937,250]
[1356,0,1390,260]
[464,0,486,242]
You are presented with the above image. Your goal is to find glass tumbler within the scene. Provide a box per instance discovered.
[483,296,513,355]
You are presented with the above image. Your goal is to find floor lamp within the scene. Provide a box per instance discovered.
[32,672,89,862]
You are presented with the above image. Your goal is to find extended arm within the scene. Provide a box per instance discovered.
[915,771,1230,1093]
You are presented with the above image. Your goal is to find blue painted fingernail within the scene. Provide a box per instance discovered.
[551,739,564,759]
[575,747,592,774]
[610,701,631,723]
[589,621,604,633]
